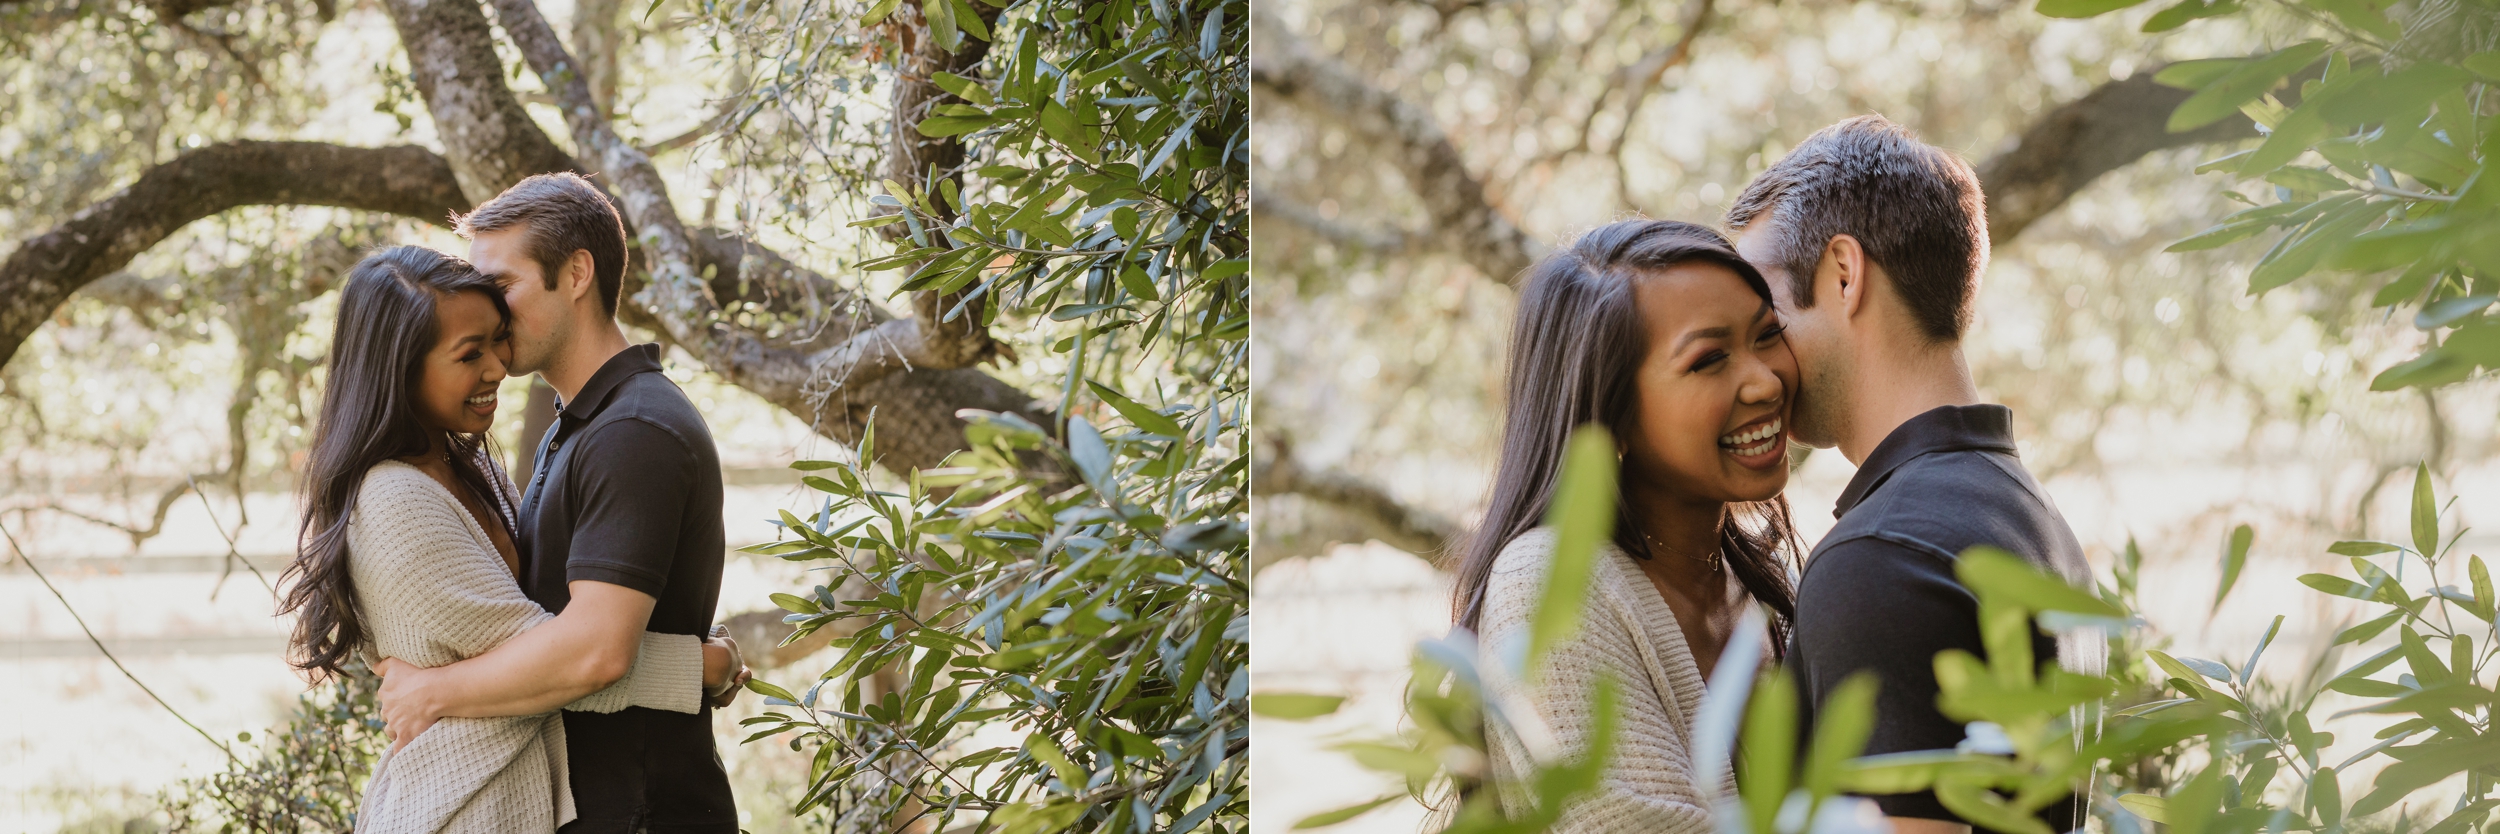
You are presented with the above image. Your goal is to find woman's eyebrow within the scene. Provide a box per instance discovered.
[1672,326,1733,353]
[450,333,488,349]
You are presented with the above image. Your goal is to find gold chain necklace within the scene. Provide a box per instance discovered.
[1640,530,1724,573]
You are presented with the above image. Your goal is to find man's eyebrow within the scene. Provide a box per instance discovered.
[1672,326,1733,353]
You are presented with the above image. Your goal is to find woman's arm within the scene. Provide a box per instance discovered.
[376,579,658,747]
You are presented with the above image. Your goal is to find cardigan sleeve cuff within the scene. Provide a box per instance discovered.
[563,632,704,714]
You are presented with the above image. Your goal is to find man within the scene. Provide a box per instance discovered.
[375,172,746,833]
[1725,116,2102,834]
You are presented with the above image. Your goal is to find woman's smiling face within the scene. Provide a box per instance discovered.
[1619,262,1797,504]
[409,289,512,437]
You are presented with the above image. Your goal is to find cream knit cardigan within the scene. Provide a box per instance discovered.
[1478,528,1726,834]
[347,459,705,834]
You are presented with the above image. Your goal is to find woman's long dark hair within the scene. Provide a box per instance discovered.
[279,245,514,682]
[1452,219,1805,652]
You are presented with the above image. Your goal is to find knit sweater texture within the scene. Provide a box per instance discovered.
[348,459,704,834]
[1478,527,1724,834]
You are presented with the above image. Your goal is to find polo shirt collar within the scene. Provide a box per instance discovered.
[1832,404,2020,519]
[555,343,665,419]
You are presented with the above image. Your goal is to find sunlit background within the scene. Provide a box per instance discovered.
[1248,0,2500,830]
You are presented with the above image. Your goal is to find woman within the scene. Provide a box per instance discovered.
[276,246,739,834]
[1451,219,1804,833]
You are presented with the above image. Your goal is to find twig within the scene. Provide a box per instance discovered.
[0,519,240,764]
[188,474,273,600]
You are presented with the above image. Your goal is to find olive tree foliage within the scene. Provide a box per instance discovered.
[715,0,1249,831]
[2044,0,2500,392]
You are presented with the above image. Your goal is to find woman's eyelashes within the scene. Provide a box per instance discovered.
[1756,324,1786,345]
[1690,349,1727,373]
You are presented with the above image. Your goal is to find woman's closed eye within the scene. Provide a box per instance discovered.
[1756,324,1786,345]
[1690,349,1728,373]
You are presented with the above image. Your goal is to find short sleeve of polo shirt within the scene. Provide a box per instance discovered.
[562,417,694,598]
[1792,533,1982,821]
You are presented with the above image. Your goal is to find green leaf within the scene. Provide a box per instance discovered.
[1292,794,1402,829]
[1956,545,2127,619]
[2413,463,2439,558]
[916,115,995,138]
[1527,426,1618,672]
[1838,750,1970,794]
[2416,295,2496,330]
[2169,42,2329,133]
[1938,775,2056,834]
[2167,219,2275,252]
[2215,524,2253,612]
[745,678,799,704]
[1249,693,1344,719]
[1038,98,1098,163]
[1024,732,1084,787]
[1086,380,1185,436]
[2120,793,2171,824]
[1801,672,1878,796]
[1116,264,1161,302]
[2240,614,2283,684]
[2330,540,2402,556]
[2312,765,2343,826]
[2306,0,2399,39]
[2353,734,2500,815]
[2263,166,2350,194]
[1741,670,1798,834]
[2141,0,2235,31]
[2466,52,2500,82]
[2335,609,2403,645]
[2037,0,2155,18]
[2320,63,2475,127]
[2156,58,2244,90]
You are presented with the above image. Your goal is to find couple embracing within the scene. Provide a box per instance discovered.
[277,173,753,833]
[1461,115,2104,834]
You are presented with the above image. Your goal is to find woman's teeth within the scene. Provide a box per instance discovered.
[466,393,495,408]
[1719,418,1782,456]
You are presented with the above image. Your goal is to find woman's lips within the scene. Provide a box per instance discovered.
[1719,416,1785,469]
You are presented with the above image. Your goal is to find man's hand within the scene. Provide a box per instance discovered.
[373,657,445,755]
[703,629,748,709]
[1888,817,1967,834]
[710,667,752,709]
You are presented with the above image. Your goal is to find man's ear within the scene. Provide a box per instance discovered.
[563,250,598,304]
[1818,234,1870,323]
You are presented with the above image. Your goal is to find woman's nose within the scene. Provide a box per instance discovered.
[1738,356,1782,405]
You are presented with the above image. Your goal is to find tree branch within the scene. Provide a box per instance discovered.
[1250,437,1460,558]
[0,140,465,369]
[1249,11,1542,285]
[1977,67,2262,245]
[484,0,1001,424]
[1249,191,1420,253]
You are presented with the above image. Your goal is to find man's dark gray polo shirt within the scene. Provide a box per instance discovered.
[1787,405,2095,832]
[519,343,734,833]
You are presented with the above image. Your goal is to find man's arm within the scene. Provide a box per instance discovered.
[1794,535,1986,822]
[377,580,667,745]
